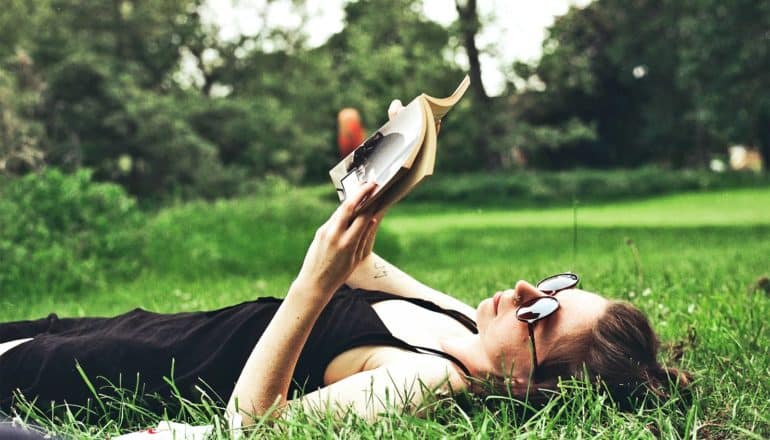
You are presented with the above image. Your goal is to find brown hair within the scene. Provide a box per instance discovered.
[479,300,692,410]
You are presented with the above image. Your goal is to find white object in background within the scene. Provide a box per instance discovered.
[729,145,748,170]
[729,145,764,172]
[114,422,213,440]
[709,158,726,173]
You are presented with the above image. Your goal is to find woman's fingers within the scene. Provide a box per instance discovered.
[332,182,377,231]
[358,218,379,260]
[346,211,373,247]
[356,209,385,260]
[388,99,404,120]
[389,98,440,133]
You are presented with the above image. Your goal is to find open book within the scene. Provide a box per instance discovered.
[329,76,470,213]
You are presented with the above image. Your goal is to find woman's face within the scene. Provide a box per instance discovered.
[475,280,608,381]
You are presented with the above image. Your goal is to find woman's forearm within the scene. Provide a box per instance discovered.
[344,252,394,290]
[226,280,328,425]
[225,182,378,426]
[346,253,477,318]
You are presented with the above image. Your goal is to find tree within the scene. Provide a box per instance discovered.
[677,0,770,170]
[453,0,509,170]
[0,53,45,175]
[24,0,205,89]
[0,0,243,197]
[510,0,768,169]
[454,0,489,105]
[210,0,464,179]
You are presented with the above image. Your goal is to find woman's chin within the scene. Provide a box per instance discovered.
[476,298,492,324]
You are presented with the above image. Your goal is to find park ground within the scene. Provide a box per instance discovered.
[3,186,769,439]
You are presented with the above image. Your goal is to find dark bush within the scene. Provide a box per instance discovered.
[0,169,144,296]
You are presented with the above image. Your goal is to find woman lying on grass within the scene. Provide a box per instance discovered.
[0,105,690,428]
[1,182,689,426]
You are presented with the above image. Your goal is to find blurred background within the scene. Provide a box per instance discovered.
[2,0,767,198]
[1,0,769,298]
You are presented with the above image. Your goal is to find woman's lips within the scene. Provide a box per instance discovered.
[493,292,502,315]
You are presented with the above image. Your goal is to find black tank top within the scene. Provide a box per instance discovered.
[0,286,477,414]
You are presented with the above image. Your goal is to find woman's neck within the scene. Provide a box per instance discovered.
[439,334,492,379]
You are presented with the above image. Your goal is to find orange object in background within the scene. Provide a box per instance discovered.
[337,108,365,158]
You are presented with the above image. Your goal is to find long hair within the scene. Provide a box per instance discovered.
[479,300,692,410]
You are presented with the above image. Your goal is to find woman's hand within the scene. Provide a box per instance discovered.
[387,99,404,120]
[293,182,382,298]
[228,183,383,426]
[388,99,441,134]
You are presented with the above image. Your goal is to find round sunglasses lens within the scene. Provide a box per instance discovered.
[517,297,560,323]
[537,273,578,293]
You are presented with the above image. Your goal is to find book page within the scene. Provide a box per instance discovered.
[371,99,438,212]
[422,75,471,121]
[329,98,426,205]
[329,75,469,212]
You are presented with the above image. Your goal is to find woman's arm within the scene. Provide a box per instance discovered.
[226,183,380,426]
[343,100,476,319]
[345,253,477,320]
[293,355,463,421]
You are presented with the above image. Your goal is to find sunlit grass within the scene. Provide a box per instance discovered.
[3,187,769,438]
[388,187,770,232]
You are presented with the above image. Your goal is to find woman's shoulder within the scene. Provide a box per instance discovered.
[379,350,469,393]
[325,344,467,392]
[367,346,468,389]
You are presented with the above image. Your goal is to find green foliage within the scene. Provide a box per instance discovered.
[0,169,144,296]
[143,187,330,281]
[17,0,205,85]
[39,55,240,199]
[142,181,400,282]
[513,0,770,168]
[676,0,770,163]
[510,118,598,158]
[328,0,462,121]
[407,167,770,206]
[216,0,465,181]
[328,0,470,175]
[0,55,45,175]
[113,89,223,199]
[2,0,767,201]
[1,0,475,199]
[0,0,232,199]
[186,92,324,186]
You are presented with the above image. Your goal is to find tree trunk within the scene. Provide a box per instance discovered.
[454,0,501,169]
[757,112,770,173]
[759,130,770,174]
[455,0,489,105]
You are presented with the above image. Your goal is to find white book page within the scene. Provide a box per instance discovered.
[335,98,424,202]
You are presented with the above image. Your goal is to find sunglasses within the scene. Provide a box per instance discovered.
[516,273,580,377]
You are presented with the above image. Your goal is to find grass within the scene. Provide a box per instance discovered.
[390,187,770,231]
[2,187,769,438]
[405,167,770,206]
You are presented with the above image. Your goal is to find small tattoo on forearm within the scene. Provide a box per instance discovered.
[373,262,388,279]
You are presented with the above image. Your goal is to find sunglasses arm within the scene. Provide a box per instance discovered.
[527,322,539,376]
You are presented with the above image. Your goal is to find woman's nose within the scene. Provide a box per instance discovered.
[513,280,547,305]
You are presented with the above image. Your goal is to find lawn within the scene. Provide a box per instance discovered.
[3,187,769,438]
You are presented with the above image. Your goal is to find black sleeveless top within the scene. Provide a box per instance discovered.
[0,286,477,414]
